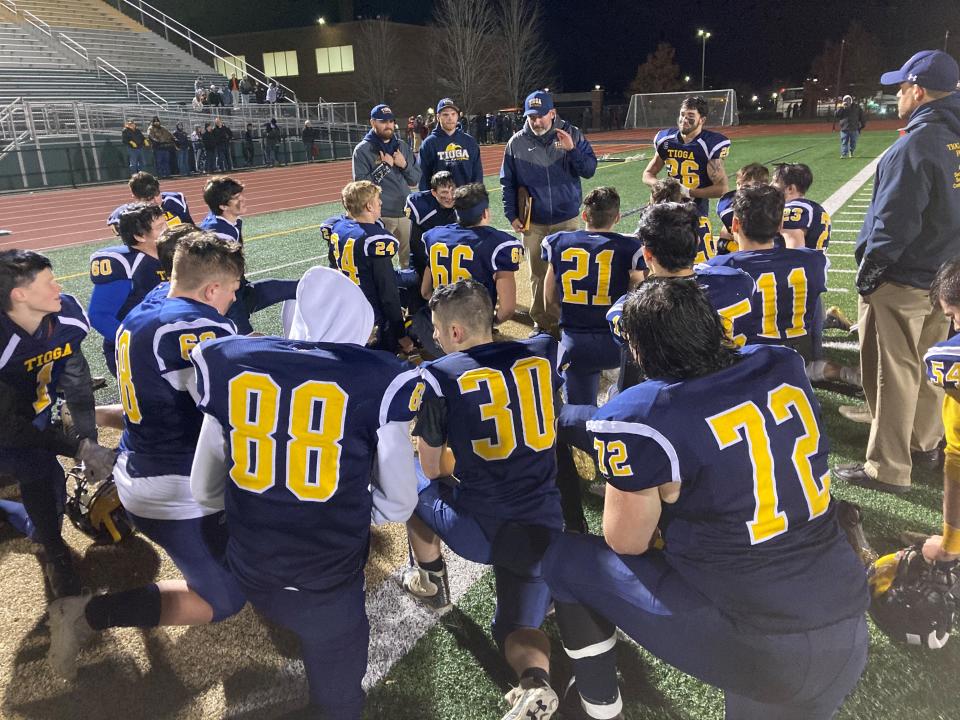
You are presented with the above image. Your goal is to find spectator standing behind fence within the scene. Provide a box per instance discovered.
[229,73,241,106]
[242,123,256,167]
[208,85,223,108]
[263,118,282,167]
[302,120,320,162]
[352,104,421,267]
[190,125,205,174]
[172,123,191,176]
[201,122,216,173]
[122,119,147,176]
[191,92,204,113]
[212,117,233,172]
[266,81,278,106]
[147,116,175,179]
[240,75,254,105]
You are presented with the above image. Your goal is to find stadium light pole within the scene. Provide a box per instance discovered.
[697,30,712,90]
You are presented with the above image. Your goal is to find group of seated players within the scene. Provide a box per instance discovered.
[0,149,941,720]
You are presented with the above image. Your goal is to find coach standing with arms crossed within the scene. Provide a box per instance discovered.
[353,104,421,267]
[501,90,597,337]
[836,50,960,494]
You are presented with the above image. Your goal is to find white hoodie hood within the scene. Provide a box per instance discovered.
[283,265,374,344]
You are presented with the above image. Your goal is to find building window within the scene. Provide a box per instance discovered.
[263,50,299,77]
[316,45,354,74]
[215,55,246,77]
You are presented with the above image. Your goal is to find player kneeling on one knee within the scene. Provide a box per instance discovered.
[404,279,564,720]
[543,278,870,720]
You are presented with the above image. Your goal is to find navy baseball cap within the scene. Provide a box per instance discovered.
[370,104,395,121]
[524,90,554,117]
[880,50,960,92]
[436,98,460,114]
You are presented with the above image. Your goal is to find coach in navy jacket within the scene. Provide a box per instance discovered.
[837,49,960,495]
[418,98,483,190]
[500,90,597,335]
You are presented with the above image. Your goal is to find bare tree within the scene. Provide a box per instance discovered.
[432,0,498,116]
[355,17,400,107]
[498,0,555,107]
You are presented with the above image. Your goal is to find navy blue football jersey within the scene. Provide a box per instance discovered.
[606,266,756,348]
[405,190,455,229]
[925,333,960,390]
[707,247,827,344]
[192,335,421,592]
[89,245,166,324]
[418,334,563,523]
[541,230,643,332]
[320,213,346,268]
[0,294,89,433]
[116,296,235,478]
[654,128,731,215]
[107,191,193,233]
[588,344,868,631]
[199,213,243,243]
[328,216,399,321]
[694,215,716,264]
[423,224,523,304]
[716,190,735,233]
[782,198,831,251]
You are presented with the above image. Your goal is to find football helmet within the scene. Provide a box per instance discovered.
[65,466,134,544]
[868,543,960,649]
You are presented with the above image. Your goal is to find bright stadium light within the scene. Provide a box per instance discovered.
[684,75,691,83]
[595,84,601,90]
[751,95,758,102]
[771,92,778,99]
[697,30,712,90]
[317,17,326,25]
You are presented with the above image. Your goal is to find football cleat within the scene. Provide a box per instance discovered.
[503,678,559,720]
[868,543,960,649]
[44,552,81,599]
[401,565,451,610]
[47,592,95,680]
[65,466,135,544]
[823,306,852,332]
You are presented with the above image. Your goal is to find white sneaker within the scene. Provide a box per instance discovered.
[400,565,450,610]
[503,680,559,720]
[47,592,95,680]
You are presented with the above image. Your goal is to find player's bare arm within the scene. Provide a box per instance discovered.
[781,228,806,249]
[416,437,445,480]
[493,271,517,325]
[602,484,662,555]
[543,265,560,315]
[691,158,729,199]
[642,155,665,188]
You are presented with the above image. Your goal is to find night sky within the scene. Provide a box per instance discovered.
[153,0,956,97]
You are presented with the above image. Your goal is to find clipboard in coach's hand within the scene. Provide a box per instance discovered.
[517,186,533,232]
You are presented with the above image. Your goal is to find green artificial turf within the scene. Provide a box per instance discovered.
[39,128,960,719]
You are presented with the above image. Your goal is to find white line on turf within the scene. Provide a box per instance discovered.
[248,256,324,276]
[829,268,856,273]
[828,287,850,293]
[823,153,885,216]
[823,340,860,351]
[830,240,856,245]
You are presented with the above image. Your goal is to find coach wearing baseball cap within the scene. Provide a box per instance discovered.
[417,98,483,191]
[837,50,960,495]
[352,103,421,266]
[500,90,597,337]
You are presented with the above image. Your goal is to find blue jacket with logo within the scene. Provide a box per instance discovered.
[418,125,483,190]
[500,117,597,226]
[855,92,960,289]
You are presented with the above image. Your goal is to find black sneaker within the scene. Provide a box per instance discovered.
[45,552,81,598]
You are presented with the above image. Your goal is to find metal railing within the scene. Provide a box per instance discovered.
[112,0,297,103]
[96,56,129,95]
[22,9,49,35]
[135,83,166,107]
[0,0,16,14]
[58,32,88,62]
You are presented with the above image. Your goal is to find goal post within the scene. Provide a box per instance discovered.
[624,89,739,129]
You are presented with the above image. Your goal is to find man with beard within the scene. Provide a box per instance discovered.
[352,104,421,267]
[642,95,731,218]
[500,90,597,338]
[418,98,483,191]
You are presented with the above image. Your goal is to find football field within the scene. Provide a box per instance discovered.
[2,127,958,719]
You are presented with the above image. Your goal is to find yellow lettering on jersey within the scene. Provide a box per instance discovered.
[32,361,54,414]
[816,212,831,251]
[438,143,470,161]
[594,438,632,477]
[784,207,804,223]
[695,217,715,264]
[228,372,280,492]
[374,241,397,256]
[116,330,143,424]
[90,258,112,277]
[717,298,751,348]
[930,361,960,387]
[756,269,808,339]
[559,248,615,306]
[286,381,347,502]
[457,357,556,461]
[664,158,701,189]
[785,267,807,338]
[23,342,73,373]
[332,235,359,285]
[430,244,474,288]
[666,149,695,160]
[178,331,217,361]
[511,245,523,265]
[409,381,426,412]
[707,384,829,545]
[164,211,181,228]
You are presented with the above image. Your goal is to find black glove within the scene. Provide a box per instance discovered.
[856,258,887,296]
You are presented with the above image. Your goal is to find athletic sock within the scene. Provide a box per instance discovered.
[85,584,162,630]
[554,601,621,710]
[419,557,445,573]
[520,666,551,687]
